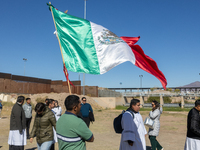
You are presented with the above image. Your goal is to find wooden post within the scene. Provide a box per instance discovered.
[181,96,185,109]
[140,95,144,108]
[49,2,71,94]
[160,94,164,107]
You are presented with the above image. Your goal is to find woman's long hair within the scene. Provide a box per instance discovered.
[35,102,46,113]
[152,100,160,111]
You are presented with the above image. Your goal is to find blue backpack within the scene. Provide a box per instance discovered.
[113,110,134,134]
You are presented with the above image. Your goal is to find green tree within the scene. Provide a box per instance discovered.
[150,88,155,91]
[166,88,172,92]
[147,96,172,103]
[174,89,180,92]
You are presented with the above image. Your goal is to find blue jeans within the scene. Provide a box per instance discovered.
[37,141,53,150]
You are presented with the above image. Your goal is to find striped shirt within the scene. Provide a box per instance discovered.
[56,112,93,150]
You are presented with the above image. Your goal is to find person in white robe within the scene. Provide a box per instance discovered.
[184,99,200,150]
[52,100,62,120]
[120,99,147,150]
[8,96,26,150]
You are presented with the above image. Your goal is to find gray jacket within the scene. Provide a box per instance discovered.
[148,108,162,136]
[22,103,32,118]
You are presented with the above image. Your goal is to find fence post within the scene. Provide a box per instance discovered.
[160,94,164,107]
[140,95,144,108]
[181,96,185,108]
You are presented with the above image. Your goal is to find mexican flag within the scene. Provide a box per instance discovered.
[50,5,167,89]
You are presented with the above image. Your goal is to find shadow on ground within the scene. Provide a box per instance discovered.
[146,146,152,150]
[26,147,37,150]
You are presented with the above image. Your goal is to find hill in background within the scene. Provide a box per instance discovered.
[180,81,200,87]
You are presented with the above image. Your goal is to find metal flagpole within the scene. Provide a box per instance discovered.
[83,0,87,95]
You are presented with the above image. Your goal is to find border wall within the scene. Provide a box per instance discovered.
[0,72,98,96]
[0,72,51,94]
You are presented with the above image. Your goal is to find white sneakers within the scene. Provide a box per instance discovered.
[161,148,164,150]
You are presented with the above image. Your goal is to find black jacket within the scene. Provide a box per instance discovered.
[10,102,26,133]
[89,111,95,122]
[187,107,200,140]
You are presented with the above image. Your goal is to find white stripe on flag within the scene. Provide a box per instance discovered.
[90,22,136,74]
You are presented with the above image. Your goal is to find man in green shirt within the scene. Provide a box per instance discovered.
[56,95,94,150]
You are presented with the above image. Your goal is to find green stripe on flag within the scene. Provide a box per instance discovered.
[52,7,100,74]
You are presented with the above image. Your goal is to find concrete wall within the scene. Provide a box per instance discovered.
[98,89,121,97]
[116,97,125,106]
[0,94,13,103]
[92,97,116,109]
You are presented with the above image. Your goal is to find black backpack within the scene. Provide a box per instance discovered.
[113,110,134,134]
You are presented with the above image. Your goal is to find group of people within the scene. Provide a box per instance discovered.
[8,95,93,150]
[120,98,200,150]
[6,94,200,150]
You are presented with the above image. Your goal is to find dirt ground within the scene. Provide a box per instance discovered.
[0,106,188,150]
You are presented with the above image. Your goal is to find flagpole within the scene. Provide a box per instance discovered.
[83,0,87,96]
[49,2,71,94]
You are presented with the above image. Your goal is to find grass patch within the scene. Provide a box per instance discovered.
[162,107,190,112]
[116,105,191,112]
[115,105,128,110]
[115,105,151,111]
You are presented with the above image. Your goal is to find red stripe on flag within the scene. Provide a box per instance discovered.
[63,65,75,88]
[121,36,167,90]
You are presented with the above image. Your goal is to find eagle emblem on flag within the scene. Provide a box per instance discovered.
[98,29,125,45]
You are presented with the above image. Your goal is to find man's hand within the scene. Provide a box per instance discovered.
[19,130,22,134]
[128,140,134,146]
[30,138,33,143]
[87,135,94,142]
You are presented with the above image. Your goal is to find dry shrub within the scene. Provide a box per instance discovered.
[2,101,14,107]
[35,96,48,103]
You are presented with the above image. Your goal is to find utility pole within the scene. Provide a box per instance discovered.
[23,58,27,93]
[139,75,143,89]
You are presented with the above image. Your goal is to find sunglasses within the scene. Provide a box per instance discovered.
[82,100,86,101]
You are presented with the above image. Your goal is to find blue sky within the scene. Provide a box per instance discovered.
[0,0,200,88]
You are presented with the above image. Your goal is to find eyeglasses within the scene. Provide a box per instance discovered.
[82,100,86,101]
